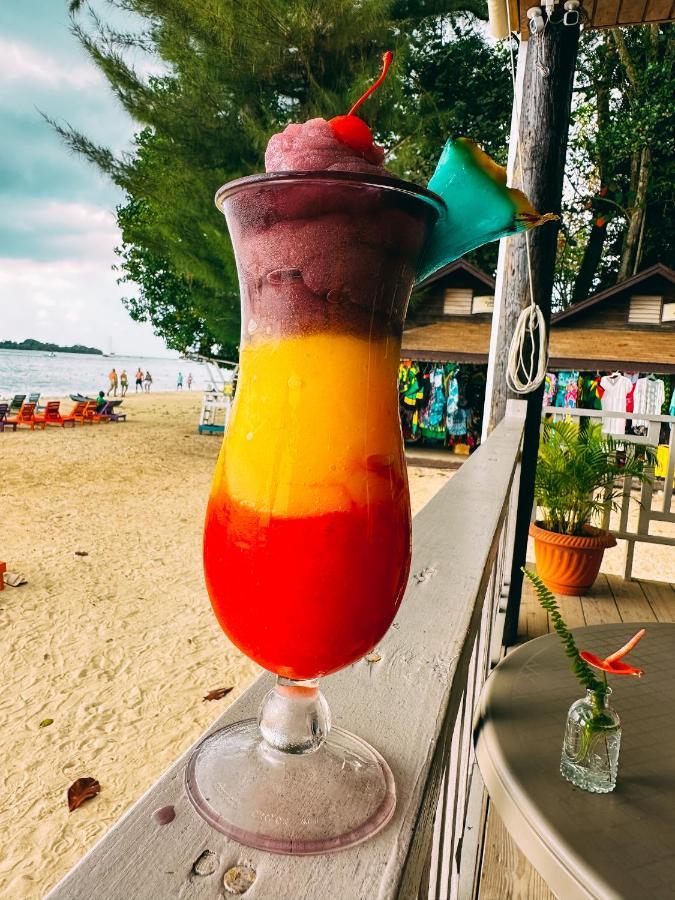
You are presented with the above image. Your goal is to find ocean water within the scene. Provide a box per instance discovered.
[0,350,213,398]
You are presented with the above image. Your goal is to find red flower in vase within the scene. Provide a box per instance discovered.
[580,628,646,677]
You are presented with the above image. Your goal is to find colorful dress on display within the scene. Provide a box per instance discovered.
[420,366,447,441]
[553,371,579,421]
[578,374,603,410]
[543,373,557,409]
[599,373,631,434]
[445,374,468,437]
[399,363,422,441]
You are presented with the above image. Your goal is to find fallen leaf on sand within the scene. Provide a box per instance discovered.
[203,687,234,702]
[67,777,101,811]
[74,551,89,557]
[365,653,381,663]
[39,718,54,728]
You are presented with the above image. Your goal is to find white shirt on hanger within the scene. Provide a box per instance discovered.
[600,373,631,434]
[633,377,665,430]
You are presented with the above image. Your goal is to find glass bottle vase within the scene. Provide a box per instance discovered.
[560,687,621,793]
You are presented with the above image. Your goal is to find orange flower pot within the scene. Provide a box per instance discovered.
[529,522,617,595]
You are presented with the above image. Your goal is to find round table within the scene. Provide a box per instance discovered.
[473,623,675,900]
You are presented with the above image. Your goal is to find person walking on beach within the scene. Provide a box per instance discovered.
[107,367,118,396]
[135,367,144,392]
[144,370,153,393]
[187,372,193,390]
[177,371,184,391]
[120,369,129,396]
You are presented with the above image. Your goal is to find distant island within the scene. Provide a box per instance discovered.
[0,339,104,356]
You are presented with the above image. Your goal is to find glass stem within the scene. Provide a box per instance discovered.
[258,677,331,755]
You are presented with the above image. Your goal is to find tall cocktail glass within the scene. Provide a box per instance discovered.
[186,171,443,853]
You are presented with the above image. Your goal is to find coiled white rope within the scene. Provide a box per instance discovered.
[503,1,549,395]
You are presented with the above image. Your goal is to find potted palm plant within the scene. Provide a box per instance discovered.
[530,421,655,595]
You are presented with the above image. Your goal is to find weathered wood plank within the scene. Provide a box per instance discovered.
[520,570,550,639]
[606,574,657,622]
[580,574,622,625]
[478,806,555,900]
[644,0,675,21]
[640,579,675,622]
[618,0,648,23]
[555,594,586,629]
[46,414,525,900]
[593,0,620,24]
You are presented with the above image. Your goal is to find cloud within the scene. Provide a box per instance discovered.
[0,256,168,356]
[0,37,103,90]
[0,197,122,263]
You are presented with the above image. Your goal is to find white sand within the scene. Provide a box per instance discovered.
[0,392,451,898]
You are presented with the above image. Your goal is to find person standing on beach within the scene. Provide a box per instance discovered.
[135,367,144,392]
[144,371,153,393]
[187,372,193,390]
[177,372,184,391]
[120,369,129,396]
[107,368,118,396]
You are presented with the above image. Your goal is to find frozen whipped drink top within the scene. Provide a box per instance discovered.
[265,117,388,174]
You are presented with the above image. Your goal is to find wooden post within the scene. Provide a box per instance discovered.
[483,18,581,644]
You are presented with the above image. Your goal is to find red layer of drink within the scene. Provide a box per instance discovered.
[204,493,410,680]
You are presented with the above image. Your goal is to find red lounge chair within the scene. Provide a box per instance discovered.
[67,401,89,424]
[0,403,16,432]
[34,401,76,428]
[4,402,41,430]
[82,401,108,424]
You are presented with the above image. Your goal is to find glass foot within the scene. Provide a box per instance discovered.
[185,718,396,854]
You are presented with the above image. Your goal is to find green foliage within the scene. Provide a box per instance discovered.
[555,25,674,307]
[0,338,103,355]
[522,568,604,693]
[535,420,655,535]
[54,1,507,352]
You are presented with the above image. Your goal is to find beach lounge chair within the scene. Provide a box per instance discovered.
[8,394,26,414]
[0,403,16,432]
[67,401,89,424]
[82,401,108,424]
[4,402,42,430]
[97,401,127,422]
[34,401,76,428]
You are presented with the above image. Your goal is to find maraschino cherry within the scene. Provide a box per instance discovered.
[329,51,393,163]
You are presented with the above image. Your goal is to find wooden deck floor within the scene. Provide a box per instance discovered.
[477,570,675,900]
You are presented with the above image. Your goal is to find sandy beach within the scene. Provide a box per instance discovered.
[0,392,452,899]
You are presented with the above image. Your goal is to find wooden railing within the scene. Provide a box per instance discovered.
[542,406,675,580]
[47,401,527,900]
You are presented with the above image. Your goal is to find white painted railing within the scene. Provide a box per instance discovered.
[542,406,675,580]
[47,401,527,900]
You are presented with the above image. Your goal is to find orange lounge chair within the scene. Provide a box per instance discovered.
[67,401,89,424]
[4,402,42,430]
[34,401,76,428]
[82,401,108,424]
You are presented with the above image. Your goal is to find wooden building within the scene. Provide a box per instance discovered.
[489,0,675,39]
[403,263,675,374]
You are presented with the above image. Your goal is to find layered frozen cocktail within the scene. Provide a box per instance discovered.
[188,53,553,854]
[203,135,441,678]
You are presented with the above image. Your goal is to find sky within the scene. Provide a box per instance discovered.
[0,1,176,357]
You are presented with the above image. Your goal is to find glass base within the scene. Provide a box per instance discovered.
[185,718,396,854]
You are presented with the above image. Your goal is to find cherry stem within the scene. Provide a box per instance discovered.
[347,51,393,117]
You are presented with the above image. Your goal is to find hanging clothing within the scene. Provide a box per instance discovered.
[633,376,666,430]
[445,375,467,436]
[420,366,447,441]
[599,373,631,434]
[578,374,603,410]
[553,371,579,409]
[543,373,557,409]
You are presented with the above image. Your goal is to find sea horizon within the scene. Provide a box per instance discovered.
[0,348,212,397]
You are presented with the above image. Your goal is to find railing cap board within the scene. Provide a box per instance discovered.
[47,409,526,900]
